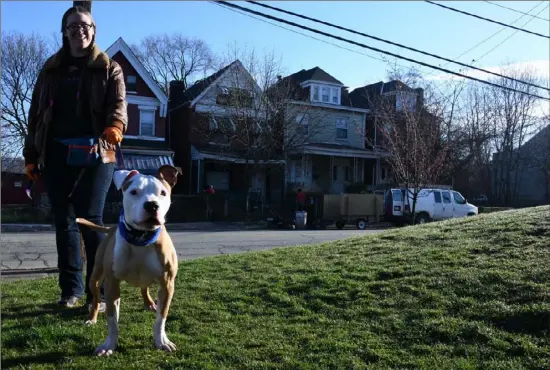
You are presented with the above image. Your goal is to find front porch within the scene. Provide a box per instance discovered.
[190,145,286,207]
[286,144,378,194]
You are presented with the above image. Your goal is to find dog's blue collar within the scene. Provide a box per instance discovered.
[118,209,161,247]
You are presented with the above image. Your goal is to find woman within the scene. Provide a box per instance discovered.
[23,6,127,309]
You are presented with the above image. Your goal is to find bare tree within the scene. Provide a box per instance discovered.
[363,67,450,223]
[487,65,546,206]
[131,33,216,95]
[1,31,52,162]
[191,44,328,195]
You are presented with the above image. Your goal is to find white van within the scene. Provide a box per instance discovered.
[384,187,478,225]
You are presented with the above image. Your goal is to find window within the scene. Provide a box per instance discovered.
[442,191,451,204]
[381,168,386,180]
[14,181,22,188]
[312,86,319,101]
[139,109,155,136]
[452,191,466,205]
[396,93,417,112]
[216,86,230,105]
[127,75,137,92]
[296,114,309,135]
[321,87,330,102]
[332,165,338,181]
[392,189,402,202]
[295,161,303,181]
[344,166,350,181]
[332,88,338,103]
[336,117,349,139]
[434,191,441,204]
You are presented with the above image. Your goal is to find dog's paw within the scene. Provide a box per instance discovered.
[94,339,117,356]
[144,302,157,312]
[154,334,176,352]
[85,319,97,326]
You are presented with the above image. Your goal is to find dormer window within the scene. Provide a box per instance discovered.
[309,84,341,105]
[312,86,319,101]
[396,93,417,112]
[321,87,330,103]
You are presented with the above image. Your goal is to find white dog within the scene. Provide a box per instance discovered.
[78,165,180,356]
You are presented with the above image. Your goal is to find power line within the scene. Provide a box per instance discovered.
[484,1,550,22]
[474,4,550,64]
[213,1,550,101]
[424,1,547,79]
[246,0,549,91]
[425,1,550,39]
[209,1,452,100]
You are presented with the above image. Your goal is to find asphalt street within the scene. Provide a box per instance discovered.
[1,229,384,274]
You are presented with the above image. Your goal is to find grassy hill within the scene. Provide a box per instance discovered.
[2,206,549,369]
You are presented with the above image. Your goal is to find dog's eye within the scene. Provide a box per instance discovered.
[130,189,138,196]
[160,190,167,197]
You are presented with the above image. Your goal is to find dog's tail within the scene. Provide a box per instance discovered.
[76,218,111,234]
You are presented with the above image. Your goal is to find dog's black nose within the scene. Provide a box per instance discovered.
[143,201,159,214]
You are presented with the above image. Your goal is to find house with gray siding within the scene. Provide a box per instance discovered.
[271,67,373,194]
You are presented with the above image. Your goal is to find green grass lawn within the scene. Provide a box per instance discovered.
[2,206,550,369]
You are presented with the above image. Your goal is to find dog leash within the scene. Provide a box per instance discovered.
[27,143,125,200]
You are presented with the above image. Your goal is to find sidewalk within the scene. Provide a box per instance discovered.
[1,221,267,233]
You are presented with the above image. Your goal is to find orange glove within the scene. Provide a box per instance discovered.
[103,127,123,145]
[25,164,39,181]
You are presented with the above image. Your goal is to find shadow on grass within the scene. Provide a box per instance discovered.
[1,303,87,321]
[2,334,93,368]
[490,310,550,337]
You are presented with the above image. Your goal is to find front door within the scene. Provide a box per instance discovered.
[331,164,348,194]
[451,191,469,217]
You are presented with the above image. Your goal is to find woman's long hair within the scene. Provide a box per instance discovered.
[60,6,96,53]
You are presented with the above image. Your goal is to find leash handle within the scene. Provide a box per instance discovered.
[115,143,125,170]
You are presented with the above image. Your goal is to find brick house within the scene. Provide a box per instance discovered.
[168,60,285,205]
[270,67,373,194]
[105,37,175,175]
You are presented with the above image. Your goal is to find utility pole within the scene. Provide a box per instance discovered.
[73,1,92,12]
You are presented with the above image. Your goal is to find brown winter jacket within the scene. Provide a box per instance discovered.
[23,44,128,166]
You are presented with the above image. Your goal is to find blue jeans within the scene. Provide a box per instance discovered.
[44,141,114,302]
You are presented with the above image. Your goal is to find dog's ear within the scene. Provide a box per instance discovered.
[113,170,139,190]
[156,165,180,188]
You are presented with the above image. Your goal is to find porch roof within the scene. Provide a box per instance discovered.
[116,149,176,173]
[191,144,285,165]
[290,143,379,159]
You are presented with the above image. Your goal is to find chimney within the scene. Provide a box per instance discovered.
[73,1,92,12]
[168,80,187,110]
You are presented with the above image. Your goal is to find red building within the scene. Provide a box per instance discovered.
[105,37,175,174]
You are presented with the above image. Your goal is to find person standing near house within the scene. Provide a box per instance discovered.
[296,188,307,211]
[23,6,127,309]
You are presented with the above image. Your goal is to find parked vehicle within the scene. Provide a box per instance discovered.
[384,187,478,225]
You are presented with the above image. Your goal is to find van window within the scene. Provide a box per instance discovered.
[434,191,442,204]
[391,190,402,202]
[442,191,451,204]
[452,191,466,205]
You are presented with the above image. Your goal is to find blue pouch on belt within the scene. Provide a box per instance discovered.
[57,137,100,167]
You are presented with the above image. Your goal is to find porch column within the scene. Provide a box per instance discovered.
[197,159,201,194]
[329,156,334,192]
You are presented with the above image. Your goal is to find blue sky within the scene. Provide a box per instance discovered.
[2,0,549,91]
